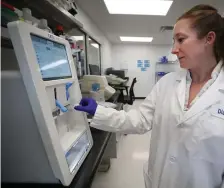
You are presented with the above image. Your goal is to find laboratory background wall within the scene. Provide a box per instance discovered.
[111,44,178,97]
[74,4,179,97]
[75,4,112,73]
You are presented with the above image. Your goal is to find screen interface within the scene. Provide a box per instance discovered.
[31,34,72,81]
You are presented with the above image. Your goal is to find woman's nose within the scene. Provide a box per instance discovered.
[171,45,179,55]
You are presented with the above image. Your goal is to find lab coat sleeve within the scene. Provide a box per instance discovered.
[90,84,158,134]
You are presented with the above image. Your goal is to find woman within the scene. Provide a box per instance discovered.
[75,5,224,188]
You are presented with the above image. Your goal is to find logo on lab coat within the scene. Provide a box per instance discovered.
[218,109,224,115]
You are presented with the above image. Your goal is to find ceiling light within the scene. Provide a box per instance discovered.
[71,36,84,41]
[104,0,173,16]
[70,36,91,41]
[132,152,149,160]
[120,36,153,42]
[91,43,99,48]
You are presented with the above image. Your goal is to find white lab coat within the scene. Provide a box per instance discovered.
[91,68,224,188]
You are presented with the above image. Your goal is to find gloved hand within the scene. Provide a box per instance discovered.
[74,98,97,115]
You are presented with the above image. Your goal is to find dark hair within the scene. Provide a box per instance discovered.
[177,4,224,62]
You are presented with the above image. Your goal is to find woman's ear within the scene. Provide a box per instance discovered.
[206,31,216,45]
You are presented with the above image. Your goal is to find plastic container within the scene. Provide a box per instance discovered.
[55,25,64,37]
[90,90,105,102]
[159,56,168,64]
[38,19,52,33]
[22,8,33,25]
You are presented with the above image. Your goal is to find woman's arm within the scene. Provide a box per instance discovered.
[90,85,158,134]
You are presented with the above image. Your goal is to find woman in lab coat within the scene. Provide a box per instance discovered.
[75,5,224,188]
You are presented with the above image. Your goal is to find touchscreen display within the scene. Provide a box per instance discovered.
[31,34,72,81]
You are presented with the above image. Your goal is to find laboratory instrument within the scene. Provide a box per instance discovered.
[2,21,93,186]
[81,75,116,100]
[106,74,127,85]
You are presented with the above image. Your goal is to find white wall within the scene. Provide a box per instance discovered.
[112,44,178,97]
[75,4,112,73]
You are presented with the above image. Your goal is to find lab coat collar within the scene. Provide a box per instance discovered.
[176,66,224,124]
[175,70,188,111]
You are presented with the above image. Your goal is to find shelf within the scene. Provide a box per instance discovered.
[5,0,83,31]
[72,49,81,54]
[156,61,177,64]
[156,72,169,77]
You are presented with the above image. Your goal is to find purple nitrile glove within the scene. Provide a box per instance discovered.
[74,98,97,115]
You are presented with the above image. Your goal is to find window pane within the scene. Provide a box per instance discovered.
[68,29,86,79]
[88,38,101,75]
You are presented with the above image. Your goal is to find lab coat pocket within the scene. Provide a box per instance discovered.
[185,109,224,165]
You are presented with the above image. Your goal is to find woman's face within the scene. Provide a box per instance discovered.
[172,18,207,69]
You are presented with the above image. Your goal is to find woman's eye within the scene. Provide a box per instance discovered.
[178,38,185,43]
